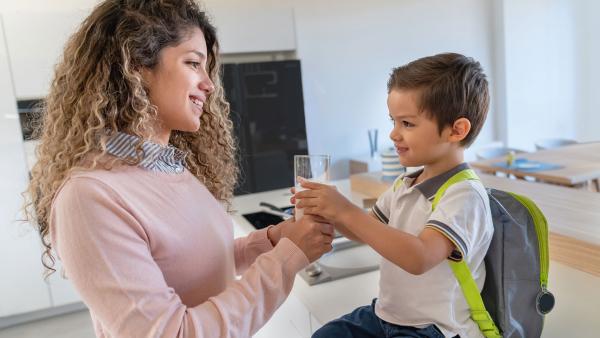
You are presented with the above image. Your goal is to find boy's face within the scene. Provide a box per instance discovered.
[387,89,454,167]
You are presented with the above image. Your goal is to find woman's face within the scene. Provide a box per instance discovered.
[142,27,214,144]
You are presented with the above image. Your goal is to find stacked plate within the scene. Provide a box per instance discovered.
[381,148,405,181]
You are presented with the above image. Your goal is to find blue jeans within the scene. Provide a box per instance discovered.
[312,299,456,338]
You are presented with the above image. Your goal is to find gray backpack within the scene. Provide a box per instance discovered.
[433,169,555,338]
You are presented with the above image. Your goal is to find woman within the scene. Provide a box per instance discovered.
[24,1,333,337]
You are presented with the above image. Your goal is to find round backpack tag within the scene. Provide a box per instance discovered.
[536,290,555,315]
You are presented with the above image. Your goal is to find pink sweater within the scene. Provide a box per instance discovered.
[49,165,309,337]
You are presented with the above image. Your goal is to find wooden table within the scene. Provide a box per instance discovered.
[469,142,600,190]
[350,171,600,276]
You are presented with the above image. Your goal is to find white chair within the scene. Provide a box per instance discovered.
[534,138,578,151]
[475,147,527,160]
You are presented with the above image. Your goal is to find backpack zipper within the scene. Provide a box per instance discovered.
[508,193,549,289]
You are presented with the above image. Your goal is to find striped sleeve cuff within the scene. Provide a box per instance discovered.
[371,205,389,224]
[426,220,468,261]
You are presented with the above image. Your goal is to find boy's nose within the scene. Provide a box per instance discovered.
[389,128,402,142]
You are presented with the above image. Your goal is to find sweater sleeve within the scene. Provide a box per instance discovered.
[233,228,274,275]
[50,177,309,338]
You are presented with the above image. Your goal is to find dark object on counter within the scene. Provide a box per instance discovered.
[242,205,294,230]
[242,211,284,230]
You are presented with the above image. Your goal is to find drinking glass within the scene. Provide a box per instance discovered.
[294,154,331,221]
[293,154,331,277]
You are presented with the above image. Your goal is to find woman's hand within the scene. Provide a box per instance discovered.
[293,179,360,224]
[280,215,334,263]
[266,217,293,246]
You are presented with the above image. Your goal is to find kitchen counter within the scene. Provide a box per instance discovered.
[232,179,600,338]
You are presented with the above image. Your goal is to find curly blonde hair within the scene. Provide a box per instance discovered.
[23,0,238,276]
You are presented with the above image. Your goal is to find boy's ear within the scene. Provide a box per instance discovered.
[448,117,471,143]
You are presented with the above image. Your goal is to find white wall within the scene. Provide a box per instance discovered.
[573,1,600,142]
[291,0,497,177]
[503,0,576,151]
[500,0,599,151]
[0,0,97,11]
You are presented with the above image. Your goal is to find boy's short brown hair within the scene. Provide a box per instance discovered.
[387,52,489,147]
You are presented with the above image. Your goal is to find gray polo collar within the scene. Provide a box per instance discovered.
[404,163,471,200]
[105,132,187,174]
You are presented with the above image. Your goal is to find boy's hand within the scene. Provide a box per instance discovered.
[293,179,359,224]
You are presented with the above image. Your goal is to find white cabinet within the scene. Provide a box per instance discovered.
[208,5,296,54]
[1,5,296,99]
[0,15,52,317]
[1,10,87,99]
[254,293,310,338]
[0,15,82,320]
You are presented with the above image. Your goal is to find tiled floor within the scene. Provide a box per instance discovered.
[0,310,95,338]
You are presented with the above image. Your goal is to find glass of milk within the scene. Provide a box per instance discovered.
[294,154,331,278]
[293,154,331,221]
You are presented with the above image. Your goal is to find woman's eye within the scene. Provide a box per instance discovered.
[187,61,201,69]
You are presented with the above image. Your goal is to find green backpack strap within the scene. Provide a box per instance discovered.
[431,169,480,211]
[449,261,502,338]
[432,169,502,338]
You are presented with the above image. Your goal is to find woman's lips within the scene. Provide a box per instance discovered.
[190,96,204,109]
[190,96,204,115]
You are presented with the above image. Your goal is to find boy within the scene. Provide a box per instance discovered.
[295,53,493,338]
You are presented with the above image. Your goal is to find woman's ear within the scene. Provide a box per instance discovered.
[448,117,471,143]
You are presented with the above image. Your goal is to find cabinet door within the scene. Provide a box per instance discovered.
[0,15,52,317]
[254,294,310,338]
[209,5,296,54]
[238,60,308,193]
[2,10,85,99]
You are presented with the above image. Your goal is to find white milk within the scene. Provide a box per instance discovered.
[294,173,327,221]
[294,185,306,220]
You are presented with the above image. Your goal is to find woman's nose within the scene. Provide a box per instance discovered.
[200,79,214,95]
[199,70,215,95]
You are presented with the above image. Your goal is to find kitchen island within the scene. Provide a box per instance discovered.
[231,180,379,337]
[233,178,600,338]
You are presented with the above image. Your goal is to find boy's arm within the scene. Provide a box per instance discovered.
[335,211,387,243]
[339,208,455,275]
[295,180,455,275]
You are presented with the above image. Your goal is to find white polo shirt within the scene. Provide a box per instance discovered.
[371,163,493,338]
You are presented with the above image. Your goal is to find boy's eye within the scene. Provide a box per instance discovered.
[389,115,395,124]
[402,121,414,128]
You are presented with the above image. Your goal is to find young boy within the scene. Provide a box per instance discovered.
[295,53,493,338]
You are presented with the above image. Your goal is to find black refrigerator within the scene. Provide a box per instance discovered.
[223,60,308,195]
